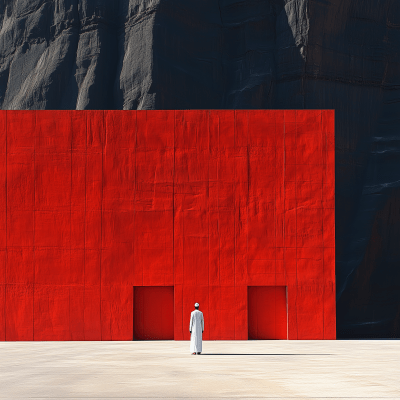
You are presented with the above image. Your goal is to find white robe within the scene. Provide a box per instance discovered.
[190,310,204,353]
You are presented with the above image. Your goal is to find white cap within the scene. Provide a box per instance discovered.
[194,303,199,307]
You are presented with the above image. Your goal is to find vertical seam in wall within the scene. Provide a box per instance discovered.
[207,110,210,339]
[246,111,249,340]
[333,111,336,335]
[142,113,145,287]
[275,116,277,290]
[84,112,87,340]
[295,111,298,340]
[4,111,7,341]
[134,112,137,284]
[322,111,325,339]
[275,116,277,338]
[70,113,73,340]
[173,110,175,338]
[133,111,138,338]
[321,111,324,339]
[218,113,220,286]
[182,116,184,310]
[33,112,36,341]
[283,112,288,340]
[234,110,236,339]
[100,111,104,340]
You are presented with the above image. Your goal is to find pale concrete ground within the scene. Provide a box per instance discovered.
[0,341,399,399]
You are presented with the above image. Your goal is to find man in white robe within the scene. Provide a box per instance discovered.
[190,303,204,355]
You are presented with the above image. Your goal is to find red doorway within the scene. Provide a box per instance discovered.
[133,287,174,340]
[248,286,288,340]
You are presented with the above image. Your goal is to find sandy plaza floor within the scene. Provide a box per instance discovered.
[0,340,399,399]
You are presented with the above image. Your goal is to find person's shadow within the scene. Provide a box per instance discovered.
[201,353,332,356]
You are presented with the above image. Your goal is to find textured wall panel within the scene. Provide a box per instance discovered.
[0,110,335,340]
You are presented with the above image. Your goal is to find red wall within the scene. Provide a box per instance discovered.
[0,110,335,340]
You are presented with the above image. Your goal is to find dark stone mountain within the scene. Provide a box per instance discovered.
[0,0,399,338]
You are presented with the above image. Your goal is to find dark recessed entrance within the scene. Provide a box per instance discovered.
[248,286,287,340]
[133,286,174,340]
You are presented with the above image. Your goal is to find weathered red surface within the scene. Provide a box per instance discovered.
[0,110,335,340]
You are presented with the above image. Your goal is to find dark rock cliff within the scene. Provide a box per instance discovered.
[0,0,399,337]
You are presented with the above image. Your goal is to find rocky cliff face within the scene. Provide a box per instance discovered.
[0,0,399,337]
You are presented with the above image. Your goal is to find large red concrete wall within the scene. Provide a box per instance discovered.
[0,110,335,340]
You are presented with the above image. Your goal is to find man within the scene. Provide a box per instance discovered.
[189,303,204,355]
